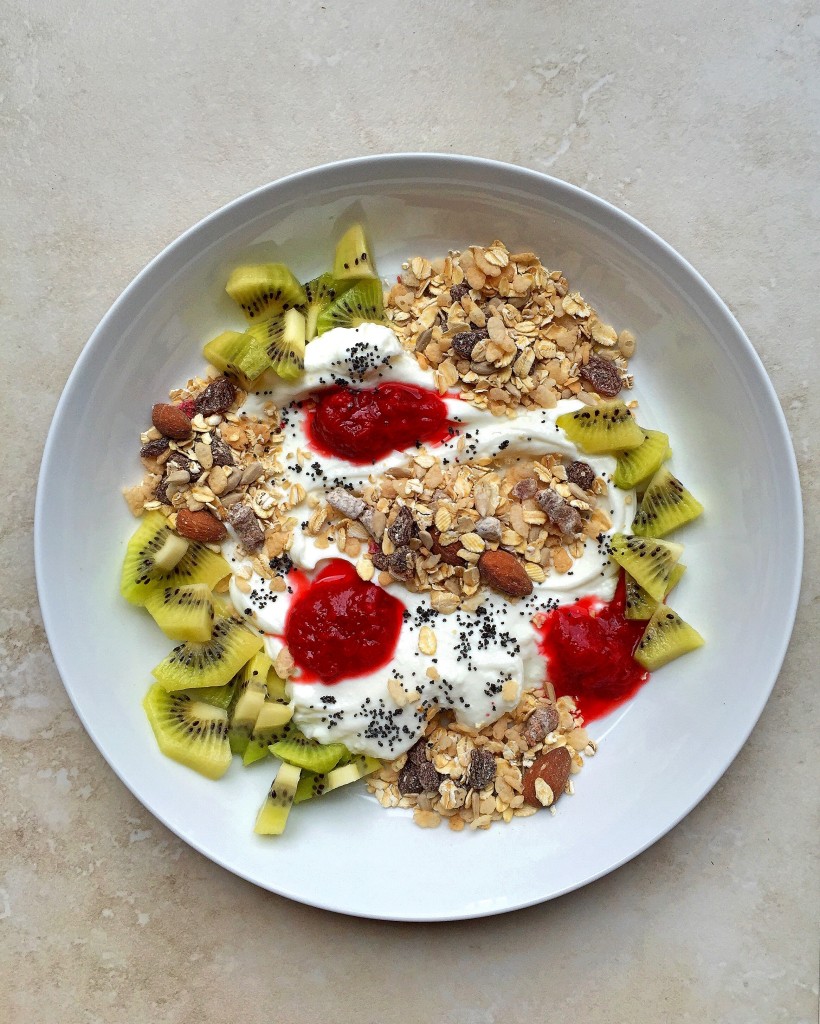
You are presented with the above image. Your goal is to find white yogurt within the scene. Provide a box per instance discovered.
[230,324,633,758]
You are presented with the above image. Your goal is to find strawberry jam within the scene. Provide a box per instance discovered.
[536,575,648,721]
[284,560,404,684]
[306,382,453,463]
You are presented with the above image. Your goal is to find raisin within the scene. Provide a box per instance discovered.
[566,460,595,491]
[449,283,470,304]
[154,475,171,505]
[387,506,417,546]
[196,376,237,416]
[511,477,537,500]
[466,748,496,790]
[371,551,390,571]
[536,488,583,536]
[451,328,488,359]
[209,433,235,467]
[416,757,444,793]
[227,503,265,553]
[388,546,414,581]
[398,762,423,795]
[523,706,560,747]
[579,355,622,397]
[139,437,169,460]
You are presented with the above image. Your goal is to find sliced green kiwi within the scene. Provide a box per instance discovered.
[225,263,306,322]
[324,754,381,792]
[609,533,683,602]
[624,562,687,621]
[294,770,329,803]
[228,651,271,753]
[144,583,214,643]
[265,669,288,703]
[152,613,262,691]
[142,683,231,780]
[121,513,230,606]
[302,272,345,341]
[269,733,348,773]
[316,278,386,335]
[556,401,644,454]
[632,467,704,537]
[634,604,704,670]
[332,223,378,283]
[613,429,670,490]
[202,330,271,389]
[253,761,301,835]
[248,308,306,382]
[242,717,297,766]
[187,681,236,711]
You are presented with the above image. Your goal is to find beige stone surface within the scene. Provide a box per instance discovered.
[1,1,817,1022]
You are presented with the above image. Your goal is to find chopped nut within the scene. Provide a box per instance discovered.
[326,487,366,520]
[418,626,437,656]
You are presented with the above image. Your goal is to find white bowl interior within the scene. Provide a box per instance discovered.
[36,156,802,920]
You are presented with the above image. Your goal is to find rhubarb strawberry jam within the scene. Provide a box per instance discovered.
[306,382,453,463]
[284,559,404,683]
[536,575,648,721]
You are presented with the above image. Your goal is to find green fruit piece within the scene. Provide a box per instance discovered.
[609,533,683,602]
[294,770,329,803]
[188,681,236,711]
[302,272,346,341]
[624,561,687,621]
[556,401,645,454]
[613,429,670,489]
[316,278,386,335]
[242,740,271,766]
[248,307,306,382]
[634,604,704,670]
[254,761,301,835]
[270,734,348,773]
[667,562,687,594]
[121,512,229,606]
[225,263,306,322]
[152,613,262,691]
[144,583,214,642]
[632,467,704,537]
[143,683,231,780]
[332,223,378,283]
[202,330,271,389]
[324,755,381,792]
[228,652,270,750]
[265,669,288,702]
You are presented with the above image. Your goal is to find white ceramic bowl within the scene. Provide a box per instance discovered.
[35,155,803,921]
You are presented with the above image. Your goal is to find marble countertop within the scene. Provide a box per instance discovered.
[2,2,817,1022]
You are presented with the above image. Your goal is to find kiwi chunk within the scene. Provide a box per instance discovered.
[333,223,378,283]
[152,612,262,691]
[316,278,386,335]
[609,533,683,602]
[556,401,644,454]
[248,308,306,382]
[613,429,670,490]
[121,512,229,606]
[202,330,271,389]
[144,583,214,643]
[187,681,236,711]
[228,652,271,752]
[143,683,231,780]
[269,733,348,773]
[634,604,704,670]
[302,272,345,341]
[226,263,306,322]
[254,761,301,835]
[632,467,704,537]
[294,770,329,803]
[624,562,687,621]
[324,755,381,792]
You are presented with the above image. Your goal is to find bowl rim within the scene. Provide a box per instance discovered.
[34,153,804,920]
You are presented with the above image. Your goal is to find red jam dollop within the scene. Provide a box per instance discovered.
[306,382,453,463]
[284,559,405,684]
[536,575,649,721]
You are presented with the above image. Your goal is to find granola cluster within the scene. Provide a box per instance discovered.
[385,241,636,415]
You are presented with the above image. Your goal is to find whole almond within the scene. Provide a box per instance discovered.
[176,508,227,543]
[477,549,533,598]
[522,746,572,807]
[429,526,464,566]
[151,403,193,440]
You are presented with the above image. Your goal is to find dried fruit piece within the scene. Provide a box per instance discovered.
[388,546,414,581]
[209,434,235,467]
[429,526,464,566]
[451,328,488,359]
[522,746,572,807]
[523,706,559,747]
[140,437,170,460]
[416,756,444,793]
[325,487,366,520]
[511,477,538,500]
[466,748,496,790]
[387,506,417,546]
[176,508,228,543]
[227,503,265,553]
[449,283,470,304]
[537,488,583,536]
[580,354,622,397]
[478,549,533,598]
[195,376,237,416]
[151,403,193,441]
[566,460,596,491]
[398,761,424,795]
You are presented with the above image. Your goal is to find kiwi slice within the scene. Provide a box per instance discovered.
[302,272,345,341]
[324,754,381,792]
[144,583,214,643]
[265,668,288,703]
[202,330,271,389]
[152,612,262,691]
[613,429,670,490]
[187,681,236,711]
[254,761,301,835]
[121,512,229,606]
[269,733,348,773]
[609,533,683,602]
[225,263,306,322]
[556,401,645,454]
[624,562,687,621]
[228,651,271,753]
[634,604,704,670]
[142,683,231,780]
[316,278,386,335]
[332,223,378,283]
[632,467,704,537]
[248,308,306,382]
[294,770,329,804]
